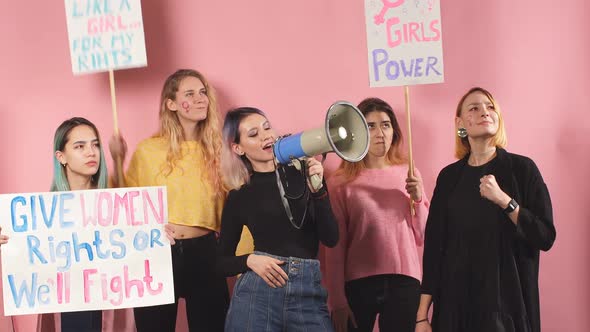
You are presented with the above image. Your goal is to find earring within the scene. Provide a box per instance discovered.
[62,163,67,167]
[457,127,467,138]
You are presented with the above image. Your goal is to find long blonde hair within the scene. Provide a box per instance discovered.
[454,87,507,159]
[157,69,224,197]
[334,97,406,183]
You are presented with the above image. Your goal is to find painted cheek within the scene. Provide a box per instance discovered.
[181,101,190,112]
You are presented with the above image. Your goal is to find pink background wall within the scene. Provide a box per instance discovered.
[1,1,588,331]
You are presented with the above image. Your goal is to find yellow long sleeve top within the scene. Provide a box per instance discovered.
[125,137,223,231]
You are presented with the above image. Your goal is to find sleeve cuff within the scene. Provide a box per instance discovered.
[311,186,328,199]
[237,254,251,274]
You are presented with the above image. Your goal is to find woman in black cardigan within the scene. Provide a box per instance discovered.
[416,87,556,332]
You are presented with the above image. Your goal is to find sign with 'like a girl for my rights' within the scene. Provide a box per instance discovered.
[365,0,444,87]
[64,0,148,75]
[0,186,174,315]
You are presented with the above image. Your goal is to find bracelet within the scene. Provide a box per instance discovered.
[416,318,429,324]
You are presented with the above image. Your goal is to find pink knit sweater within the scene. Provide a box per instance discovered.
[325,165,429,309]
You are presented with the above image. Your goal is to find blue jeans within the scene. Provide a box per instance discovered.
[225,252,334,332]
[135,232,229,332]
[61,310,101,332]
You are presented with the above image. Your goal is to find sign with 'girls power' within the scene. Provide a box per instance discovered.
[0,186,174,315]
[64,0,148,74]
[365,0,444,87]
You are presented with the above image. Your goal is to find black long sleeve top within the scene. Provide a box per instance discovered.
[421,148,556,332]
[217,166,339,276]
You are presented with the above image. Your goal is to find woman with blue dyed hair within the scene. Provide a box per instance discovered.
[42,117,107,332]
[0,117,133,332]
[217,107,339,331]
[50,117,109,192]
[47,117,137,332]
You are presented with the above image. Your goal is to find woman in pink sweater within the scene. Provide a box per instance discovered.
[325,97,429,332]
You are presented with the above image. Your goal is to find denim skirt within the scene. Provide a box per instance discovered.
[225,251,334,332]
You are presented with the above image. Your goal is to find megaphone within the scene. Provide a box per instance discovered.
[273,101,370,188]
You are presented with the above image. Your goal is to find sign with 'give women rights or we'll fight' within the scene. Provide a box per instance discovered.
[0,186,174,315]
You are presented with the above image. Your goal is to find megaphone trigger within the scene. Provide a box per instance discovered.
[289,158,323,192]
[291,158,303,171]
[309,174,323,191]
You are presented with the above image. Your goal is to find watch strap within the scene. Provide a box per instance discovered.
[503,198,518,214]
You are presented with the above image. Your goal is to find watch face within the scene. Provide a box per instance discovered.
[505,199,518,213]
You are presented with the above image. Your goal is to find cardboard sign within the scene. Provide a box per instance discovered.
[0,186,174,315]
[64,0,148,74]
[365,0,444,87]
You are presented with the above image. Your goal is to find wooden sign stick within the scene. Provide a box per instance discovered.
[109,70,124,186]
[404,85,416,216]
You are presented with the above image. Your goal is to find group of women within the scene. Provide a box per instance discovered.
[0,68,555,332]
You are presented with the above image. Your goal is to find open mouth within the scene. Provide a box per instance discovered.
[262,142,273,151]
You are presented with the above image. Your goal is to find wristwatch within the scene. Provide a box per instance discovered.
[503,198,518,214]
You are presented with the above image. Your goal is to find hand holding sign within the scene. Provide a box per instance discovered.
[0,226,8,245]
[364,0,444,214]
[64,0,148,186]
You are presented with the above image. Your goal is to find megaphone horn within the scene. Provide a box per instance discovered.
[273,101,370,166]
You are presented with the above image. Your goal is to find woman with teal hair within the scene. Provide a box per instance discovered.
[50,117,109,191]
[0,117,133,332]
[40,117,107,332]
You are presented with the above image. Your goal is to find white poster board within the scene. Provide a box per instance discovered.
[64,0,148,74]
[1,186,174,315]
[365,0,444,87]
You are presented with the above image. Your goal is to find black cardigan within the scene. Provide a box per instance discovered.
[421,148,556,332]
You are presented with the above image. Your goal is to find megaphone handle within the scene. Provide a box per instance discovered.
[310,174,323,191]
[312,153,327,191]
[292,158,323,191]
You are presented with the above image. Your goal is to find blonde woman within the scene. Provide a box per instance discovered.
[416,87,556,332]
[109,69,229,332]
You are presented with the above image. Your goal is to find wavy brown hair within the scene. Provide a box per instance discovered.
[334,97,406,182]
